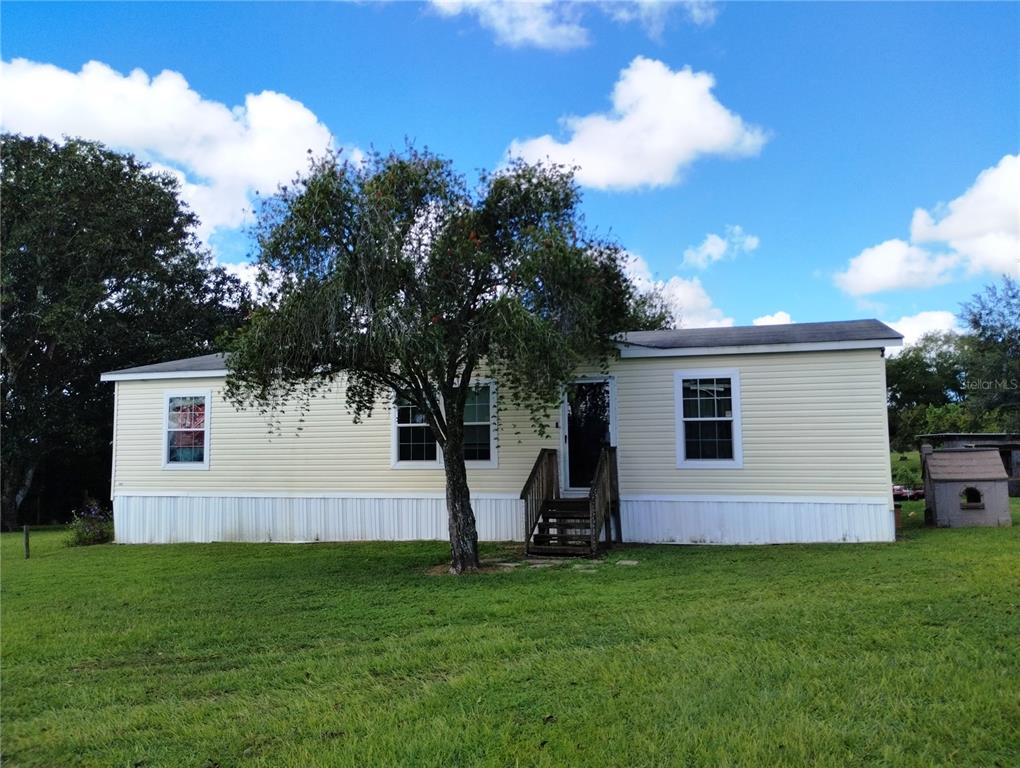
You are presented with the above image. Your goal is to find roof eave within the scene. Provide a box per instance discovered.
[615,337,902,358]
[100,369,229,383]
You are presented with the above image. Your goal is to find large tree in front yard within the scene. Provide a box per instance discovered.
[225,149,666,573]
[1,134,250,527]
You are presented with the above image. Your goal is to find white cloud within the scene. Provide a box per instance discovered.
[625,253,734,328]
[752,310,793,326]
[508,57,767,190]
[834,239,958,296]
[680,0,719,25]
[884,310,962,353]
[910,154,1020,276]
[0,58,343,244]
[603,1,718,38]
[216,259,262,294]
[682,225,759,269]
[432,1,717,50]
[431,0,588,50]
[835,154,1020,296]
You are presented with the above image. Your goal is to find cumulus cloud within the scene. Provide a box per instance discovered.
[910,154,1020,276]
[682,225,759,269]
[883,310,961,353]
[432,1,717,50]
[0,58,345,244]
[752,311,793,326]
[835,155,1020,296]
[834,239,958,296]
[625,253,734,328]
[507,57,766,190]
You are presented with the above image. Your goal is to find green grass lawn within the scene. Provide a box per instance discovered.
[3,505,1019,767]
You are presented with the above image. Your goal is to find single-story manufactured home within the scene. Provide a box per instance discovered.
[100,319,902,547]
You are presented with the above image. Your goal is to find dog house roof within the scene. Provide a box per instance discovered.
[925,449,1009,482]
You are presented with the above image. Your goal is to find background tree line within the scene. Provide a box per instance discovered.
[1,134,250,528]
[886,277,1020,453]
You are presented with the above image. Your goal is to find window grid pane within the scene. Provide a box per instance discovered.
[464,386,491,425]
[394,386,493,463]
[398,424,438,462]
[396,395,438,462]
[166,396,207,464]
[464,424,491,461]
[681,377,734,461]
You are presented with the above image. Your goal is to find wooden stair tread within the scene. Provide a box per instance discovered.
[534,534,591,542]
[527,544,590,556]
[536,523,591,532]
[541,498,589,508]
[540,512,589,521]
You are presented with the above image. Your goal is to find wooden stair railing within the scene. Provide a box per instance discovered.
[521,449,559,556]
[522,446,619,557]
[588,446,619,554]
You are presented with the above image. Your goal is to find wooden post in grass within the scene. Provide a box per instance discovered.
[23,525,30,559]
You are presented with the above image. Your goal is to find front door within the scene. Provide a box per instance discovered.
[564,380,612,491]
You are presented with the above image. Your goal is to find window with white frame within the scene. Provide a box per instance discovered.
[164,392,210,468]
[463,385,492,461]
[394,384,494,466]
[674,371,742,468]
[396,395,438,462]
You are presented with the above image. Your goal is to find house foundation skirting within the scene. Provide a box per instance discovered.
[113,494,524,544]
[113,493,894,545]
[619,495,894,544]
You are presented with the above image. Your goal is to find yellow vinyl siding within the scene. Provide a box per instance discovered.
[614,348,892,499]
[112,377,554,495]
[111,348,892,500]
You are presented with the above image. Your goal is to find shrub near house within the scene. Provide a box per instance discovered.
[67,498,113,546]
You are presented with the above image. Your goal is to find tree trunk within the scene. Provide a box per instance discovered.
[443,428,479,574]
[2,463,37,531]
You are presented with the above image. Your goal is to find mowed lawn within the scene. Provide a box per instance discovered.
[3,504,1019,767]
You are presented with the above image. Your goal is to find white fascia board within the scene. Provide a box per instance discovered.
[616,338,900,358]
[100,369,229,382]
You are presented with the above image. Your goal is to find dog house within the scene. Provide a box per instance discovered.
[921,445,1011,527]
[917,433,1020,496]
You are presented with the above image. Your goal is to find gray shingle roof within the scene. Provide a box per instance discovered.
[618,319,902,350]
[103,319,903,378]
[103,352,227,377]
[925,449,1009,482]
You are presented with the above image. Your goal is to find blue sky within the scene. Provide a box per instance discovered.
[2,1,1017,340]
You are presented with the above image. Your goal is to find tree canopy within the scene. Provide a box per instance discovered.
[959,276,1020,430]
[225,148,666,572]
[1,134,250,526]
[886,276,1020,451]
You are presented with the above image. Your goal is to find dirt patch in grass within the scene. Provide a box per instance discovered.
[423,562,523,576]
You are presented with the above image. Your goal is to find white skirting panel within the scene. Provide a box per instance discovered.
[114,495,524,544]
[620,496,894,544]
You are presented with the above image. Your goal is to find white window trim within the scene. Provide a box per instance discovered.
[162,389,212,471]
[390,381,498,470]
[674,369,743,470]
